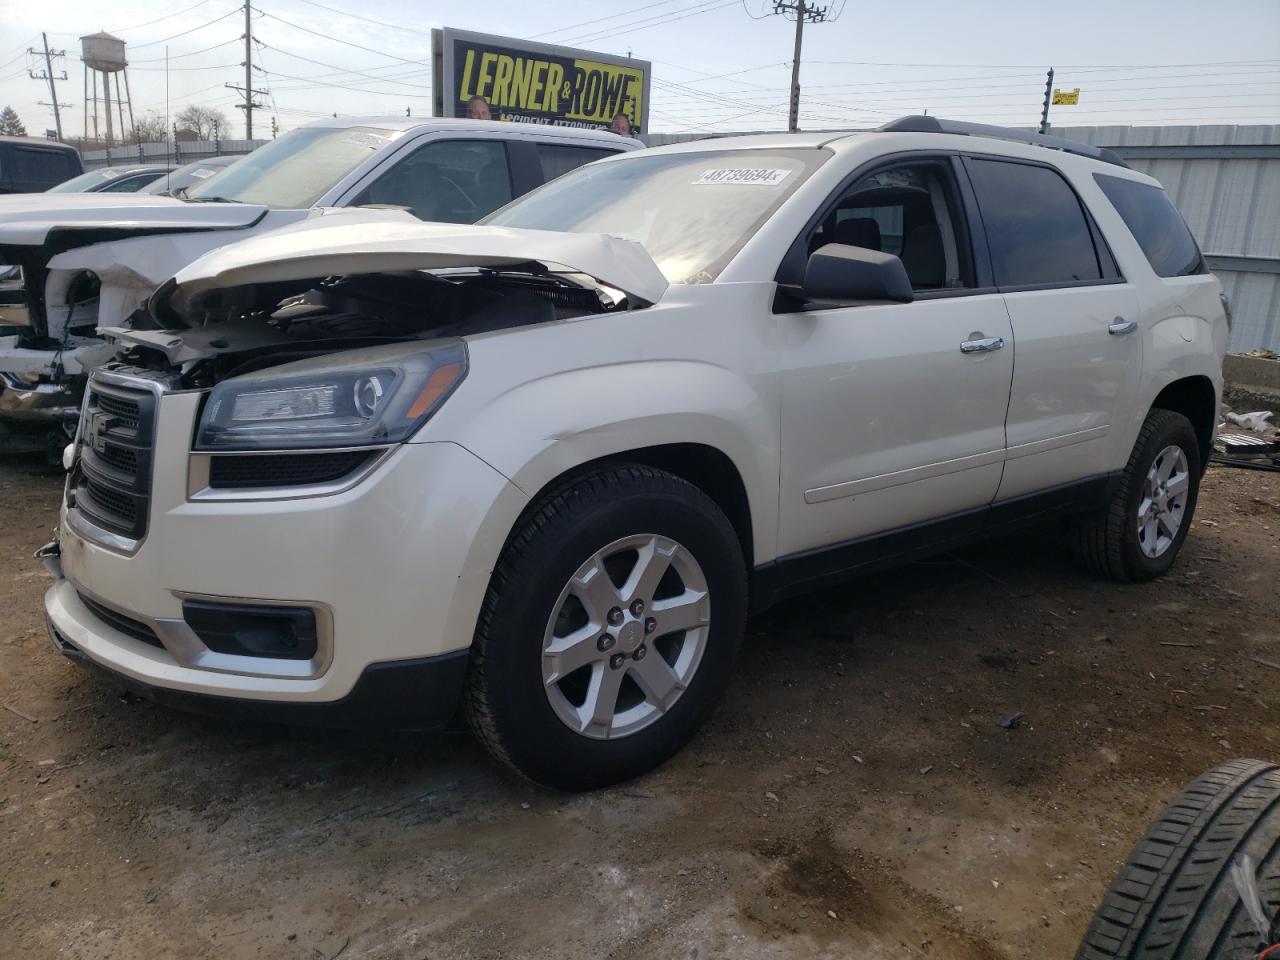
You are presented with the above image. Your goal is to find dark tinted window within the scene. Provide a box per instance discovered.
[536,144,615,182]
[360,139,512,222]
[965,158,1102,287]
[1095,173,1205,277]
[14,147,77,184]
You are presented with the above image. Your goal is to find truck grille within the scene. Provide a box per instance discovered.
[68,376,157,541]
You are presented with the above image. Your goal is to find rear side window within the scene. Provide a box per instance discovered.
[536,144,616,182]
[1094,174,1206,277]
[964,157,1102,287]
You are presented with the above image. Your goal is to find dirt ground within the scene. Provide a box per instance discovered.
[1,458,1277,960]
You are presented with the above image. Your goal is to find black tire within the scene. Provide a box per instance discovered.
[1077,759,1280,960]
[464,464,747,791]
[1072,408,1202,581]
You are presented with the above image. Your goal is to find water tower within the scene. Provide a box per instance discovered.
[80,32,134,146]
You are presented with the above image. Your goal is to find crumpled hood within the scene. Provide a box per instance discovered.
[168,207,670,306]
[0,192,267,246]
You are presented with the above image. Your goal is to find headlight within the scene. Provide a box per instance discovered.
[195,340,467,451]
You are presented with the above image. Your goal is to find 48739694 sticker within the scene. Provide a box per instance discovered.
[692,168,792,186]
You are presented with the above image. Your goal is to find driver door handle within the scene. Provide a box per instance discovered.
[960,336,1005,354]
[1109,318,1138,336]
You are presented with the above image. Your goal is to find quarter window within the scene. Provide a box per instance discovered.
[358,140,513,222]
[536,144,616,182]
[1094,173,1206,278]
[964,158,1103,287]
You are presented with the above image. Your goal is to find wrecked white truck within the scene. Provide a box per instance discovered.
[0,117,637,455]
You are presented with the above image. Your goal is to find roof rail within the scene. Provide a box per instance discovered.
[878,115,1130,169]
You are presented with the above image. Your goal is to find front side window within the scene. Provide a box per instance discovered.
[964,158,1103,287]
[536,144,616,183]
[185,125,398,209]
[356,139,512,223]
[487,148,827,284]
[1094,174,1205,278]
[805,160,973,292]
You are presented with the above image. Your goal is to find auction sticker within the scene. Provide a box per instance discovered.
[693,168,791,186]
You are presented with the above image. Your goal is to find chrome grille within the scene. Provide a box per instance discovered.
[69,375,157,541]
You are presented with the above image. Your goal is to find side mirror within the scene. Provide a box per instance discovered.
[803,243,914,303]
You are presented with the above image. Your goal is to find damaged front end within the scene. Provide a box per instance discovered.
[0,193,275,458]
[0,261,107,456]
[67,251,647,543]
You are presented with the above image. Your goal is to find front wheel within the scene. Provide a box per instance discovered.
[464,465,747,790]
[1072,408,1202,582]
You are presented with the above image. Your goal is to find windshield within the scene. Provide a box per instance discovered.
[143,157,238,195]
[184,126,397,208]
[47,169,122,192]
[486,149,826,283]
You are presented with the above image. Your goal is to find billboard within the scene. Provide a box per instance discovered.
[432,28,651,136]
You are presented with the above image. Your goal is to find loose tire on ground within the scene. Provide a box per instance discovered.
[1077,759,1280,960]
[464,464,748,791]
[1072,408,1202,582]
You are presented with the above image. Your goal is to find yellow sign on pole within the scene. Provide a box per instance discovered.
[1052,87,1081,105]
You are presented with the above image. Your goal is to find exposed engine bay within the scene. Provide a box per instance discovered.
[104,267,625,386]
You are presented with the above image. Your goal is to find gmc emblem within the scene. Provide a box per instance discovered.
[84,411,110,454]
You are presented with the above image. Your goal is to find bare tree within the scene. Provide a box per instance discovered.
[132,112,170,143]
[0,106,27,137]
[174,105,228,140]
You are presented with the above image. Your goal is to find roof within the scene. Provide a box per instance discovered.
[97,164,171,175]
[632,116,1133,171]
[303,115,641,147]
[0,135,79,151]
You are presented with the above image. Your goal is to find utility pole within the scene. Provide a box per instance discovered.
[771,0,828,133]
[225,0,267,139]
[1039,66,1054,135]
[29,34,68,140]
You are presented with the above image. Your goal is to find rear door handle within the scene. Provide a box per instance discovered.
[960,336,1005,354]
[1109,318,1138,336]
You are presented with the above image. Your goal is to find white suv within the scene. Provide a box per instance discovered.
[41,117,1228,790]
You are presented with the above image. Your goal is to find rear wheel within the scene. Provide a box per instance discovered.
[464,464,747,790]
[1077,759,1280,959]
[1072,408,1202,581]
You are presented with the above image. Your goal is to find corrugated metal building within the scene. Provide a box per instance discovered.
[643,123,1280,353]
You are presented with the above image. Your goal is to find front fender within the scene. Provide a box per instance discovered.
[426,357,780,565]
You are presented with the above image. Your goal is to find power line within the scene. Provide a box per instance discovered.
[129,7,243,49]
[256,42,430,89]
[532,0,684,38]
[803,57,1280,69]
[281,0,439,37]
[128,61,242,73]
[560,0,740,47]
[255,63,433,98]
[258,11,429,65]
[128,38,243,63]
[110,0,212,34]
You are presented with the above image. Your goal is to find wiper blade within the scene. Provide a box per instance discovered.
[182,195,241,203]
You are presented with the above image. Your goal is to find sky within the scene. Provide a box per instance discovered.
[1,0,1277,140]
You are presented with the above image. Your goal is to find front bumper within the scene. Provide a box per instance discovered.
[45,412,529,718]
[47,612,470,730]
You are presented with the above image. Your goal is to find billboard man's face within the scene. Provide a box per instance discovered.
[611,113,632,136]
[467,97,491,120]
